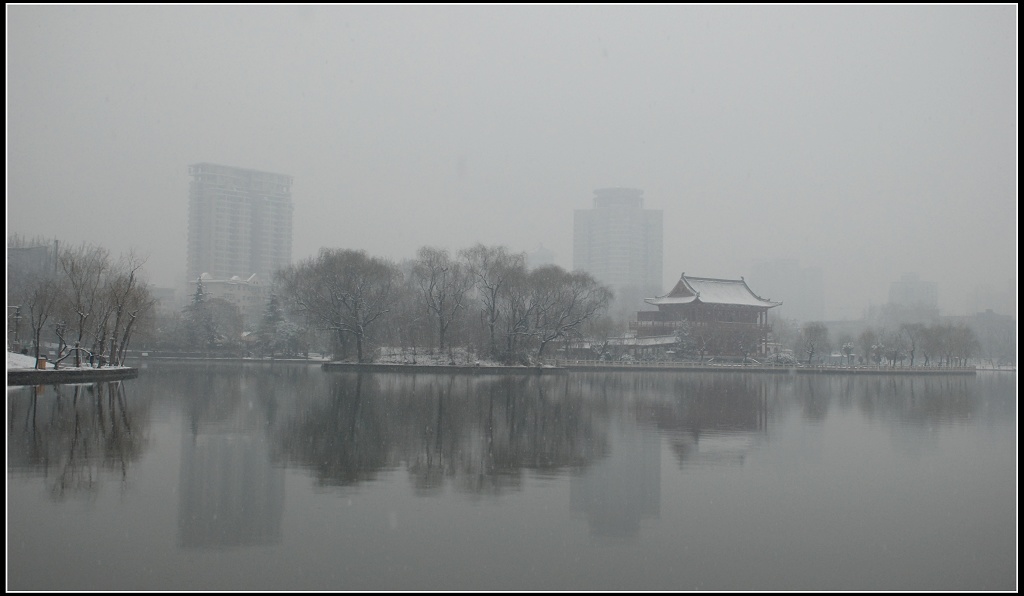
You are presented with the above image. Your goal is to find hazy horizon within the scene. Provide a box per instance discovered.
[7,5,1017,319]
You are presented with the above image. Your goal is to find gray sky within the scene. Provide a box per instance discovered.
[7,5,1017,319]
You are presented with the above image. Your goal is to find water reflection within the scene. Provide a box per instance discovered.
[6,365,1015,590]
[7,381,148,499]
[7,370,996,506]
[175,365,285,549]
[851,375,977,425]
[277,374,607,496]
[569,422,660,539]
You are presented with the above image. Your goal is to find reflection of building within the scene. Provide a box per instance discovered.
[888,273,938,309]
[187,162,293,284]
[191,273,267,329]
[747,258,824,322]
[646,376,768,467]
[177,372,284,549]
[634,273,781,356]
[178,431,285,549]
[573,188,663,301]
[570,424,660,538]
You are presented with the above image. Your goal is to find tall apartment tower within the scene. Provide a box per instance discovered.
[573,187,663,302]
[186,163,294,284]
[888,272,939,309]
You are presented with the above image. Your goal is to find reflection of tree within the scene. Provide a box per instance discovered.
[277,373,395,487]
[6,381,148,500]
[855,375,978,425]
[275,373,605,495]
[798,376,829,421]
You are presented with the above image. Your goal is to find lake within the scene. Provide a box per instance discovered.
[6,362,1017,590]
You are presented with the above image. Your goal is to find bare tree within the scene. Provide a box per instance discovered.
[104,252,152,366]
[899,323,926,367]
[56,242,109,366]
[800,322,829,366]
[950,323,980,367]
[528,266,612,360]
[412,246,474,354]
[496,263,534,364]
[882,328,907,367]
[23,273,62,360]
[279,248,400,363]
[857,327,879,366]
[459,244,527,360]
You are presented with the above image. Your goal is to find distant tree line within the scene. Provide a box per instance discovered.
[129,243,612,364]
[768,317,983,368]
[276,244,613,364]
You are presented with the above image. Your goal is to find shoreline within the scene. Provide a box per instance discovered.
[558,361,978,375]
[322,362,567,375]
[324,361,980,376]
[7,366,140,386]
[7,357,989,386]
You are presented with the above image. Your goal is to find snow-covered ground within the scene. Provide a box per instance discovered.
[7,351,37,369]
[374,346,506,366]
[7,351,130,370]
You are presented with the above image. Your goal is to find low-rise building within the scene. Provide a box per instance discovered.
[632,273,781,357]
[192,273,267,330]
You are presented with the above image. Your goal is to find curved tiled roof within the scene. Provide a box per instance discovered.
[645,274,781,308]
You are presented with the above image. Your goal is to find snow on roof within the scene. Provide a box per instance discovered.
[646,274,781,308]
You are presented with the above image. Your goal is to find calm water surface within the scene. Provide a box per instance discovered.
[7,362,1017,590]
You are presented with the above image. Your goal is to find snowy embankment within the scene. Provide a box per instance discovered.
[7,351,131,371]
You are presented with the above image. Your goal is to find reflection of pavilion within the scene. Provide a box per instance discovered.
[647,377,768,468]
[569,424,660,538]
[178,430,285,549]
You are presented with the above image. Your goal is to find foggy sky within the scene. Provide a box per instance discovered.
[7,5,1017,319]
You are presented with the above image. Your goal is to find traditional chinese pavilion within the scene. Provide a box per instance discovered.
[633,273,782,357]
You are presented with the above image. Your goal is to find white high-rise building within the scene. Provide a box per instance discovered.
[186,163,293,284]
[573,188,663,302]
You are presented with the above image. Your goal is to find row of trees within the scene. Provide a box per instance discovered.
[8,238,153,367]
[787,320,982,367]
[278,244,613,364]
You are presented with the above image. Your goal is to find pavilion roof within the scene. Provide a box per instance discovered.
[644,274,781,308]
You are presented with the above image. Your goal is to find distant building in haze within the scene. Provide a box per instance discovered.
[747,259,824,322]
[527,245,556,270]
[191,273,268,330]
[888,272,938,310]
[186,163,293,285]
[573,188,662,312]
[7,238,58,281]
